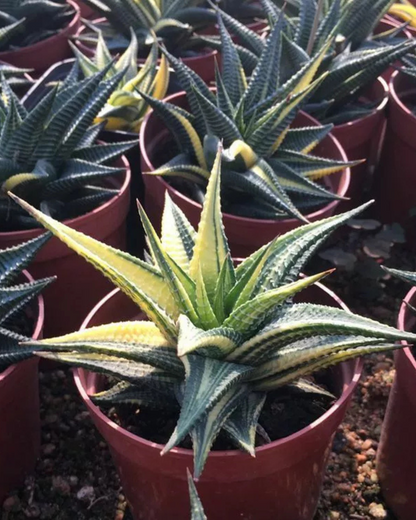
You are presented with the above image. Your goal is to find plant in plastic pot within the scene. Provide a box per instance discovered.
[376,267,416,520]
[0,235,53,502]
[71,31,169,133]
[10,145,416,519]
[373,58,416,232]
[75,0,219,83]
[142,20,356,225]
[0,68,136,335]
[211,0,415,203]
[0,0,81,72]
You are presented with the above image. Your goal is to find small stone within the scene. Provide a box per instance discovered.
[52,476,71,496]
[77,485,95,502]
[356,453,367,464]
[42,443,56,455]
[361,439,372,450]
[44,414,58,425]
[69,476,79,487]
[369,502,387,519]
[329,512,340,519]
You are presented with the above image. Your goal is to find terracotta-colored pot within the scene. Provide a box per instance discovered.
[75,19,218,86]
[0,0,81,74]
[373,70,416,234]
[0,271,44,503]
[0,159,131,338]
[377,286,416,520]
[74,283,362,520]
[140,90,351,258]
[73,0,96,18]
[332,77,389,206]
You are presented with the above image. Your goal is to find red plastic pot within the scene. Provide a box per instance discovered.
[332,77,389,205]
[0,271,44,503]
[373,71,416,234]
[0,0,81,74]
[75,20,218,86]
[0,158,131,338]
[377,287,416,520]
[74,283,362,520]
[73,0,96,18]
[140,90,351,258]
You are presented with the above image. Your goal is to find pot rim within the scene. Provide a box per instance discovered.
[335,76,389,130]
[75,17,218,64]
[0,155,131,242]
[74,284,363,459]
[397,286,416,371]
[0,0,81,59]
[0,270,45,383]
[389,69,416,122]
[139,89,351,227]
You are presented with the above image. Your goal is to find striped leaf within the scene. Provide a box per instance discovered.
[189,146,231,302]
[9,193,179,341]
[162,354,252,455]
[187,470,207,520]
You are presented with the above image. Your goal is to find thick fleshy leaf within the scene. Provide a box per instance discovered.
[25,321,183,375]
[177,315,243,358]
[189,147,231,302]
[223,391,267,455]
[187,469,207,520]
[9,193,178,341]
[162,354,252,454]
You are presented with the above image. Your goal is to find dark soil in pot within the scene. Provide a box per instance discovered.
[106,373,334,451]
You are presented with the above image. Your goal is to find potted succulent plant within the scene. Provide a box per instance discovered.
[74,0,219,84]
[374,59,416,235]
[211,0,415,204]
[0,67,135,336]
[8,145,416,520]
[0,235,53,502]
[376,268,416,520]
[140,20,354,257]
[0,0,81,73]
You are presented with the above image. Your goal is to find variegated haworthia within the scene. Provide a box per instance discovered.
[9,144,416,484]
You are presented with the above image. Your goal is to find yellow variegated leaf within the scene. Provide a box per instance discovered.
[189,146,230,301]
[228,140,258,169]
[38,321,169,347]
[292,39,333,95]
[8,193,179,341]
[3,173,42,191]
[152,53,170,100]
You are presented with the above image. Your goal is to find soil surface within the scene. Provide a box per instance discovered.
[2,228,415,520]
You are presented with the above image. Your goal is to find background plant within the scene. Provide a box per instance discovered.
[0,235,53,371]
[10,147,416,487]
[0,0,75,52]
[0,66,136,231]
[143,19,356,221]
[71,31,169,133]
[78,0,217,56]
[209,0,415,124]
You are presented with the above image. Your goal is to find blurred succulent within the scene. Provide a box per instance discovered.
[0,0,75,51]
[10,146,416,484]
[0,235,54,371]
[0,63,32,90]
[208,0,415,123]
[143,20,357,222]
[71,31,169,132]
[382,267,416,285]
[388,1,416,29]
[213,0,265,22]
[0,66,136,231]
[77,0,217,56]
